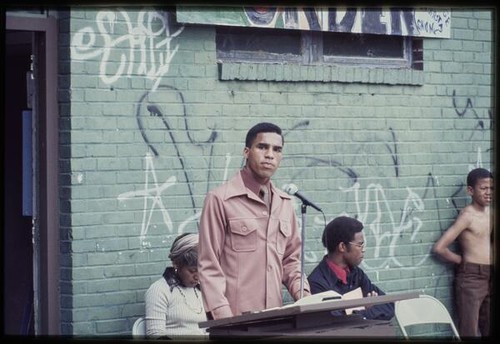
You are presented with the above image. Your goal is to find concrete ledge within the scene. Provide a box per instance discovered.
[219,62,424,85]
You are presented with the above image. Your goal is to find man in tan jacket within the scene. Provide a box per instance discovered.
[198,122,310,320]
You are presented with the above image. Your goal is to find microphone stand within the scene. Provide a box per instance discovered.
[300,203,307,299]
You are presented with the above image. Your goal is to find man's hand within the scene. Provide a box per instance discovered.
[365,290,378,309]
[211,305,234,319]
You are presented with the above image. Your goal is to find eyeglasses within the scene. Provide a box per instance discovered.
[349,241,365,249]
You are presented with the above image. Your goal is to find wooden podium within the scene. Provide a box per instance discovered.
[199,291,420,339]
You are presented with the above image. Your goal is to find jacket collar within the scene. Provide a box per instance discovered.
[319,255,360,286]
[223,170,292,202]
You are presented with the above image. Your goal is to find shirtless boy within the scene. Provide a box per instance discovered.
[433,167,493,338]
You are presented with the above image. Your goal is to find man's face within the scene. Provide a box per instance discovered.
[344,232,365,267]
[468,177,493,207]
[244,132,283,183]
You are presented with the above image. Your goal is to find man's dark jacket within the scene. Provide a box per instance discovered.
[307,256,394,320]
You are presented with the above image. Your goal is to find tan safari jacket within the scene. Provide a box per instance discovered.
[198,170,309,318]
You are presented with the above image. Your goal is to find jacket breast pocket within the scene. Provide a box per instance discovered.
[228,219,258,252]
[276,220,291,254]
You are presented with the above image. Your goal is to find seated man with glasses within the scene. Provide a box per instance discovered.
[307,216,394,320]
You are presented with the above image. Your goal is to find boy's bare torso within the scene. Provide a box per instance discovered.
[458,204,491,265]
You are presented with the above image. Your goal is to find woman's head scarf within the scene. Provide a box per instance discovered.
[168,233,198,266]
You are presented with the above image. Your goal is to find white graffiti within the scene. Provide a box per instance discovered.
[71,9,184,91]
[468,146,484,172]
[416,10,451,36]
[222,153,232,182]
[118,153,176,244]
[340,182,428,270]
[116,150,434,270]
[117,153,237,246]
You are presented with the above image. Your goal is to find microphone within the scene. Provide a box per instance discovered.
[283,183,322,212]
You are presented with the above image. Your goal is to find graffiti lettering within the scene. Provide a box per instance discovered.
[185,7,450,37]
[71,10,184,91]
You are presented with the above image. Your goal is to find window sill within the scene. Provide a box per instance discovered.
[218,62,424,86]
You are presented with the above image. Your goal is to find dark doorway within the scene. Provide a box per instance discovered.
[3,30,35,335]
[4,13,60,335]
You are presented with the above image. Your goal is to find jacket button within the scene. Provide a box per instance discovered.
[242,226,247,232]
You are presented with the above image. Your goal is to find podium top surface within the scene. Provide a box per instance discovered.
[199,291,420,329]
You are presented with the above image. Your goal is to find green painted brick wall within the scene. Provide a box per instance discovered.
[58,8,494,335]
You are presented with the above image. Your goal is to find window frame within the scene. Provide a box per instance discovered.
[216,26,417,70]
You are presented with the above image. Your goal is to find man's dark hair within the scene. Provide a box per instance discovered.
[245,122,283,148]
[467,168,493,187]
[322,216,364,253]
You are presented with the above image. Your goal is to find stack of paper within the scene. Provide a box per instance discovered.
[290,287,365,315]
[257,287,365,315]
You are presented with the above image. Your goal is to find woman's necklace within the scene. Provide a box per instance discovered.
[176,286,203,314]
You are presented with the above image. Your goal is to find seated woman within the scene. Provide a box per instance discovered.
[145,232,208,339]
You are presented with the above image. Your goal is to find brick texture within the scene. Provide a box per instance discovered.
[59,8,494,335]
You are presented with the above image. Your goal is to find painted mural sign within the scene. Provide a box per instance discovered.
[177,6,451,38]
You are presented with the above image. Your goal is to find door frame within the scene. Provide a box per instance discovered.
[6,13,60,335]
